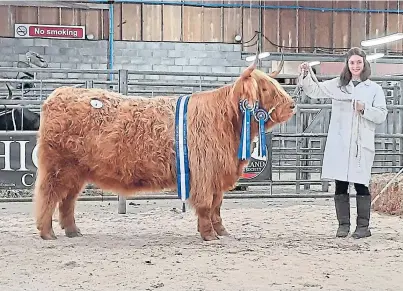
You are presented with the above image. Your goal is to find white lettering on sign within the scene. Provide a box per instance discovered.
[34,27,45,35]
[0,138,39,188]
[32,144,38,168]
[0,140,37,171]
[48,29,78,37]
[0,141,12,171]
[18,140,29,171]
[15,23,85,39]
[22,173,35,187]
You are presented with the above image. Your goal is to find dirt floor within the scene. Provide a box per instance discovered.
[1,196,403,291]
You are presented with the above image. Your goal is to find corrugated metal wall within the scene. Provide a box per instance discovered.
[0,1,402,53]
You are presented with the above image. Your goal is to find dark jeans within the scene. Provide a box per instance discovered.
[335,180,370,196]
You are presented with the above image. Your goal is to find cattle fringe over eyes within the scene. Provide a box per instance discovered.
[33,59,295,241]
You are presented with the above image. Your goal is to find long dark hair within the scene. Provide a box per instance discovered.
[339,47,371,89]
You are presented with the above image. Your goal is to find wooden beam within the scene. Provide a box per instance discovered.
[0,1,108,10]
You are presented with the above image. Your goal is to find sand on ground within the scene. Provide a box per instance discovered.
[0,197,403,291]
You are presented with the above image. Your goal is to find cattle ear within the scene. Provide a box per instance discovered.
[232,66,258,108]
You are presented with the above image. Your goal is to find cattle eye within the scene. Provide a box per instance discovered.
[262,88,267,92]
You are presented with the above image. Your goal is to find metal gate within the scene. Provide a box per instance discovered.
[1,66,402,200]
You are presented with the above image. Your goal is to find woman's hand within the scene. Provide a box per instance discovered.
[298,62,310,74]
[353,100,365,113]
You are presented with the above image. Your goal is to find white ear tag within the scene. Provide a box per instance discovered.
[90,99,103,109]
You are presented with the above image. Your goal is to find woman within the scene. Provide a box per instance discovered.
[298,47,388,239]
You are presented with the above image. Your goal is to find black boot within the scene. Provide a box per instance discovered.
[334,194,350,237]
[352,195,371,239]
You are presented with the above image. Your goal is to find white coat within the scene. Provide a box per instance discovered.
[301,73,388,186]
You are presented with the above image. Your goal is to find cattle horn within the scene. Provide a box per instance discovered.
[268,52,284,78]
[253,50,259,67]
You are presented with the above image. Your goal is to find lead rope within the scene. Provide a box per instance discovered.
[303,68,361,159]
[292,65,332,103]
[371,167,403,207]
[355,97,402,208]
[353,99,362,168]
[298,68,366,194]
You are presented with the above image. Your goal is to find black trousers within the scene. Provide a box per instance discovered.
[335,180,370,196]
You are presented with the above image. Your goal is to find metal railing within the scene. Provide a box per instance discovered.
[0,67,402,204]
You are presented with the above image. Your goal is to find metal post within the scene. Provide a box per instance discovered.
[295,105,301,193]
[85,80,94,89]
[399,81,403,170]
[392,84,398,172]
[301,91,310,190]
[321,107,330,192]
[117,69,128,214]
[267,132,273,195]
[108,3,114,83]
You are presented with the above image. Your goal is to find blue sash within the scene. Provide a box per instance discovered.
[174,95,191,202]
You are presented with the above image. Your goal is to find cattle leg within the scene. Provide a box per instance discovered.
[34,186,57,240]
[196,206,218,241]
[34,170,58,240]
[211,192,229,236]
[34,160,83,240]
[59,186,84,238]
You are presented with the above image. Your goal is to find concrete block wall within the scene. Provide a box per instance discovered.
[113,41,247,76]
[0,37,270,84]
[0,37,109,82]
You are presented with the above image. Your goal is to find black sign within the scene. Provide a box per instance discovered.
[0,133,38,189]
[238,132,272,182]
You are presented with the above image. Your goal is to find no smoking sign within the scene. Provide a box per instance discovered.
[14,23,85,39]
[16,25,28,37]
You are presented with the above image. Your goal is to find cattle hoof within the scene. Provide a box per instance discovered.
[65,228,83,238]
[216,229,230,236]
[213,224,229,236]
[203,235,219,241]
[40,231,57,240]
[201,231,219,241]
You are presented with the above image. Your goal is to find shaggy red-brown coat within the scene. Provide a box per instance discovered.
[34,61,295,241]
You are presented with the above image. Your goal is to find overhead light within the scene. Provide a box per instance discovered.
[308,61,320,66]
[361,32,403,47]
[258,52,270,59]
[246,52,271,62]
[366,52,384,61]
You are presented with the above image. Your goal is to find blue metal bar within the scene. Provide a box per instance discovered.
[108,2,114,82]
[88,0,402,14]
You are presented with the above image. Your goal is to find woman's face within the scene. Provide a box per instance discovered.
[348,54,364,79]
